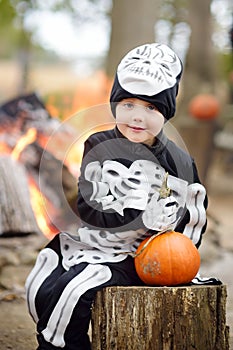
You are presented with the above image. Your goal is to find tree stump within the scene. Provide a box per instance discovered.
[0,156,40,236]
[91,285,229,350]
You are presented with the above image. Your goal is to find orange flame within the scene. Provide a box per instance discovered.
[46,70,113,119]
[11,128,37,160]
[0,141,11,154]
[28,176,58,240]
[1,71,114,239]
[8,128,58,239]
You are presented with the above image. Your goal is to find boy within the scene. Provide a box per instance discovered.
[26,43,213,350]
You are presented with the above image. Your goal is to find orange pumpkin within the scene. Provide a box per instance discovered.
[134,231,200,286]
[188,94,220,120]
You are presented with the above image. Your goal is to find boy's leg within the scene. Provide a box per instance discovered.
[55,255,143,350]
[35,262,91,350]
[35,255,142,350]
[36,263,111,350]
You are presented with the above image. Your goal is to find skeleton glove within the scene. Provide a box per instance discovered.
[142,192,179,231]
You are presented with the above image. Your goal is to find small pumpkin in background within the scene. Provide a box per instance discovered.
[188,94,220,120]
[134,231,200,286]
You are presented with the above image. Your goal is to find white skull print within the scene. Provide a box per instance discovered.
[117,43,182,96]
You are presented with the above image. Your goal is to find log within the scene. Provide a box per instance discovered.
[91,285,229,350]
[0,156,41,236]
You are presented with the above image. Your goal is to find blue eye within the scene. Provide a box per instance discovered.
[123,102,134,109]
[147,104,156,111]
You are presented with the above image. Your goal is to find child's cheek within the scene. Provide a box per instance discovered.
[149,115,164,136]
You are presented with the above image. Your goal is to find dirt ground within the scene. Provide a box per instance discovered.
[0,153,232,350]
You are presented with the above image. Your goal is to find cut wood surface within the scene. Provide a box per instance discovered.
[91,285,229,350]
[0,156,40,236]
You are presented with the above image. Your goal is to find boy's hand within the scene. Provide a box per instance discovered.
[142,192,179,231]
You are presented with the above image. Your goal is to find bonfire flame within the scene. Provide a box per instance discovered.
[9,127,58,238]
[0,72,114,238]
[11,128,37,160]
[28,176,58,239]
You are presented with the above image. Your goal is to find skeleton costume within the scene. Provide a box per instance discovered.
[25,43,217,350]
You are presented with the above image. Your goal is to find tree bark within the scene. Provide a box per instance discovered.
[106,0,161,77]
[179,0,218,115]
[91,285,229,350]
[0,156,41,236]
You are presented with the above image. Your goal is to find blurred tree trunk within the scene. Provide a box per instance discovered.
[17,46,31,94]
[177,0,219,184]
[106,0,161,77]
[17,16,32,94]
[180,0,217,113]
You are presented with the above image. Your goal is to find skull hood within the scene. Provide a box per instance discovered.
[110,43,183,121]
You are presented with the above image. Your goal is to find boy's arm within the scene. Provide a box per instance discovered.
[77,139,144,232]
[174,161,208,248]
[77,177,143,231]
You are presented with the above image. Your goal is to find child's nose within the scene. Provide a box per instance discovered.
[132,109,145,122]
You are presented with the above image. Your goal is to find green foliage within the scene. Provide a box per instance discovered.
[0,0,30,56]
[0,0,111,58]
[0,0,16,25]
[218,52,233,79]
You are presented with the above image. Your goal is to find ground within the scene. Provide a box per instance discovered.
[0,152,232,350]
[0,298,38,350]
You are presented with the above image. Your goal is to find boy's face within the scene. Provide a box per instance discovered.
[115,98,164,146]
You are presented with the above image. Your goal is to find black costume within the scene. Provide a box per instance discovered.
[25,43,214,350]
[26,127,207,349]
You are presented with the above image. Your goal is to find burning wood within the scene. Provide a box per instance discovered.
[0,156,40,236]
[0,93,79,238]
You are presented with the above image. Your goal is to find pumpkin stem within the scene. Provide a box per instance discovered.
[133,228,173,258]
[159,172,171,199]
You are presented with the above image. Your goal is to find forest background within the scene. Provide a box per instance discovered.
[0,0,232,117]
[0,1,233,349]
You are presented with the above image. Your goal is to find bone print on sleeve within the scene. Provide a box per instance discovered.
[183,183,207,246]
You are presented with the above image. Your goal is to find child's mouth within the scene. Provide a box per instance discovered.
[129,125,145,131]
